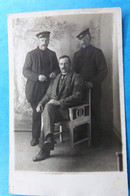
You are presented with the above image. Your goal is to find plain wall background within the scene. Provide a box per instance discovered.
[0,1,130,196]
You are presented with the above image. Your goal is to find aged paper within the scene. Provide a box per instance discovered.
[8,8,128,196]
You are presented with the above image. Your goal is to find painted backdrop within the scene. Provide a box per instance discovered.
[12,13,114,133]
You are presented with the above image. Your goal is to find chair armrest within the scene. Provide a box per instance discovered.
[68,104,89,120]
[69,104,89,110]
[68,89,91,120]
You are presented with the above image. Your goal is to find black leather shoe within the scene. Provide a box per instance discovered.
[33,149,50,162]
[30,138,39,146]
[38,139,54,150]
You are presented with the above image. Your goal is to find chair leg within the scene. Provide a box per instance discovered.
[88,120,91,148]
[69,124,74,149]
[59,125,63,143]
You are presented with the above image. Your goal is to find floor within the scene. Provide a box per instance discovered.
[14,131,122,172]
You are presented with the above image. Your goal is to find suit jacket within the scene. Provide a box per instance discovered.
[23,47,59,104]
[39,71,84,109]
[72,44,108,97]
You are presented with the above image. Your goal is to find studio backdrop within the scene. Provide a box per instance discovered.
[12,12,120,138]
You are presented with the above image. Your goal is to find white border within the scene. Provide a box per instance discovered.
[8,8,128,196]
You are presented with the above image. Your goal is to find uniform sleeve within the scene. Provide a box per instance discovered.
[90,49,108,85]
[59,74,83,109]
[23,52,39,82]
[72,53,80,73]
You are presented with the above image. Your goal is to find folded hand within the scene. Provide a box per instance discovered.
[36,104,43,112]
[49,72,56,79]
[38,74,47,82]
[85,81,93,88]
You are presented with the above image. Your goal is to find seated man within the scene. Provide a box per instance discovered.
[33,55,84,162]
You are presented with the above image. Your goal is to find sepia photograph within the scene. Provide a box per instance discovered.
[8,8,128,196]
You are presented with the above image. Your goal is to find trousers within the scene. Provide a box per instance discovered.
[41,103,69,139]
[31,104,41,139]
[91,91,101,145]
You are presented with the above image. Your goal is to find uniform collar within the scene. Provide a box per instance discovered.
[81,44,91,50]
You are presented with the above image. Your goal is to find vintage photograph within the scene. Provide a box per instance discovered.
[8,8,128,196]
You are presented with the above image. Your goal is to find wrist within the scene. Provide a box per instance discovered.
[38,101,43,106]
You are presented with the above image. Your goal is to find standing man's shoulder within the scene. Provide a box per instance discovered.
[26,47,39,57]
[73,71,81,77]
[89,44,104,54]
[47,48,56,55]
[73,49,81,57]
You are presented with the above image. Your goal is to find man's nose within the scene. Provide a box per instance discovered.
[60,64,65,68]
[80,40,84,44]
[42,39,47,43]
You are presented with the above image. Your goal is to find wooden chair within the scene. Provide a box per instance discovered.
[41,89,91,149]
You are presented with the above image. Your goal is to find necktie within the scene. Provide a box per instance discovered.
[61,74,66,81]
[58,74,66,92]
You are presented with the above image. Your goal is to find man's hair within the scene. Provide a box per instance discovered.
[59,55,71,64]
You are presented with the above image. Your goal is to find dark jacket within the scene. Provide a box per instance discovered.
[39,71,84,109]
[72,44,108,97]
[23,47,59,104]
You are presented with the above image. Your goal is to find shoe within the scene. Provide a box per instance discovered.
[33,149,50,162]
[38,139,54,150]
[50,143,54,150]
[38,139,44,149]
[30,138,39,146]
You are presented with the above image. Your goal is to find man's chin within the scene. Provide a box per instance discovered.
[40,47,47,50]
[82,45,86,48]
[61,71,66,74]
[42,45,47,48]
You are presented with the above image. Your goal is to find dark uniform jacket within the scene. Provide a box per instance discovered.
[39,71,84,109]
[72,44,108,97]
[23,47,59,104]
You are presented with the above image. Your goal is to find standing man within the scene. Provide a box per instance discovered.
[73,28,108,147]
[33,55,83,161]
[23,31,59,146]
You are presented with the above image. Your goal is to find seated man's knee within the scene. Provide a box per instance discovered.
[43,103,58,117]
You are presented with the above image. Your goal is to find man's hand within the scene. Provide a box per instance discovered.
[49,72,56,79]
[36,104,43,112]
[38,74,47,82]
[48,99,60,105]
[85,81,93,88]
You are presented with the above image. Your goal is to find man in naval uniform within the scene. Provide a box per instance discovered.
[72,28,108,147]
[23,31,59,146]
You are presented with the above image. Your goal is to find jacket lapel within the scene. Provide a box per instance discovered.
[46,48,53,72]
[64,71,73,86]
[36,47,42,73]
[58,71,73,96]
[53,73,61,97]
